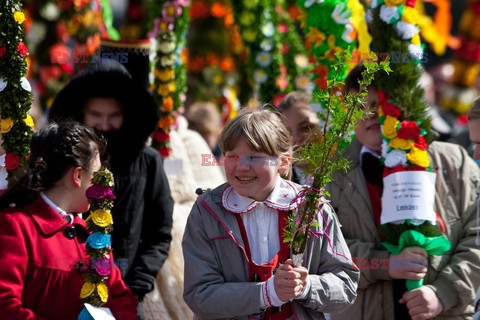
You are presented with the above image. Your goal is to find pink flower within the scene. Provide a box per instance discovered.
[94,258,112,276]
[162,1,182,22]
[86,184,115,200]
[177,0,190,7]
[17,42,28,57]
[278,23,289,34]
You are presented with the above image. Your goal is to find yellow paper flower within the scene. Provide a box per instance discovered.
[385,0,405,6]
[406,147,430,167]
[306,27,326,48]
[0,118,14,134]
[411,33,421,45]
[91,209,113,227]
[402,7,420,25]
[382,116,399,139]
[80,282,96,299]
[389,137,414,150]
[14,12,25,24]
[155,69,174,82]
[97,283,109,303]
[23,115,34,127]
[157,84,170,97]
[169,81,176,93]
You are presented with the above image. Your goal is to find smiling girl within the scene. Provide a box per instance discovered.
[182,108,359,320]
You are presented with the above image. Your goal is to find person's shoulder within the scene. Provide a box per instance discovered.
[0,206,30,229]
[141,146,161,159]
[429,141,474,167]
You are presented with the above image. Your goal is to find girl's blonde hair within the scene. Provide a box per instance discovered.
[219,107,292,178]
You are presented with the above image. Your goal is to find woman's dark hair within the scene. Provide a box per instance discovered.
[0,121,106,210]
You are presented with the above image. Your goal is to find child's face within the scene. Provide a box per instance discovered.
[224,139,289,201]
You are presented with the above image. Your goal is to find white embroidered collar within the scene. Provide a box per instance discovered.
[222,177,302,214]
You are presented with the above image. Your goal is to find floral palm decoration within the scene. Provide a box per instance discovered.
[0,0,34,181]
[79,168,115,308]
[150,0,190,158]
[233,0,309,105]
[369,0,451,290]
[284,52,391,265]
[188,0,242,117]
[297,0,370,91]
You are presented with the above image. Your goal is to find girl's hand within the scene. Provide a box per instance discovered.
[274,259,309,302]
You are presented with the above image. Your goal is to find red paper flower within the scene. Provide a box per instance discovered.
[0,46,6,58]
[397,121,420,140]
[5,153,20,171]
[159,147,172,158]
[17,42,27,57]
[414,136,427,150]
[406,0,416,7]
[406,165,426,171]
[377,89,402,118]
[152,130,170,143]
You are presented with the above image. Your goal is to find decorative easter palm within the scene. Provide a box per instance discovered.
[368,0,451,290]
[79,168,115,309]
[283,51,391,264]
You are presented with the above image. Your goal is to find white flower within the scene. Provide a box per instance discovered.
[384,149,407,168]
[158,41,175,54]
[304,0,324,8]
[370,0,381,9]
[294,54,309,68]
[391,219,406,225]
[395,21,419,40]
[0,78,7,92]
[20,77,31,92]
[410,219,427,226]
[262,23,274,37]
[260,39,273,51]
[408,44,423,60]
[40,2,60,21]
[295,75,311,90]
[342,23,355,43]
[256,52,272,67]
[332,3,351,25]
[26,22,47,47]
[253,70,268,84]
[380,5,400,25]
[382,140,390,159]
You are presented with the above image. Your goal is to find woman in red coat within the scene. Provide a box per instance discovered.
[0,122,138,319]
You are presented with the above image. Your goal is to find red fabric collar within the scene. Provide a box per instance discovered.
[25,199,88,236]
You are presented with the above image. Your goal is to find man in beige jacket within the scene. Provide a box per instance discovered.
[326,66,480,320]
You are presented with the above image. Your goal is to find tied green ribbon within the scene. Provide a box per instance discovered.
[99,0,120,40]
[381,230,451,291]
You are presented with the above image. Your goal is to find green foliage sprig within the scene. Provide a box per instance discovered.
[284,51,391,255]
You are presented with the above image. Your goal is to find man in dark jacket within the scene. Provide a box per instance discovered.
[48,58,174,319]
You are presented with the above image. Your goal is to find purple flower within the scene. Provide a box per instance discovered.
[162,1,182,22]
[86,184,115,200]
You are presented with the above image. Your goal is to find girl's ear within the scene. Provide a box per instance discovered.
[70,166,83,188]
[278,152,291,175]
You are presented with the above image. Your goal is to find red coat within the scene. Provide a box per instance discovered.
[0,198,138,320]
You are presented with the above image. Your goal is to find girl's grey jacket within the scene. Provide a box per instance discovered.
[182,181,360,320]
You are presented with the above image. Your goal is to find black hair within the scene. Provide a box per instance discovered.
[0,121,106,210]
[344,64,376,93]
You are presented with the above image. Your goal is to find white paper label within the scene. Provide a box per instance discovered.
[85,303,116,320]
[381,171,436,224]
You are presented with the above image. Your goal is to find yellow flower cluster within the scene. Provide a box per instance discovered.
[382,116,399,139]
[385,0,405,6]
[0,118,14,134]
[89,209,113,227]
[402,7,420,25]
[389,137,414,150]
[14,11,25,24]
[406,146,430,168]
[79,282,109,303]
